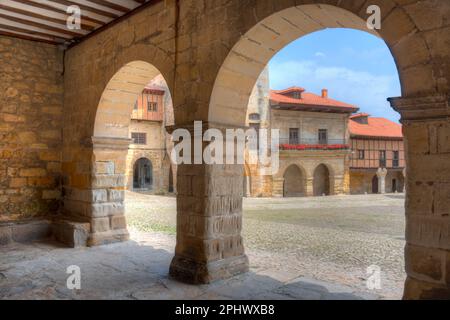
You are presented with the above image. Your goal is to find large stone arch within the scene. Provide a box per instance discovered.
[61,0,178,248]
[172,1,450,299]
[63,59,174,246]
[93,61,164,139]
[313,164,332,196]
[283,164,307,197]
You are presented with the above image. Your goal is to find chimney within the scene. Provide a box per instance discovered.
[321,89,328,98]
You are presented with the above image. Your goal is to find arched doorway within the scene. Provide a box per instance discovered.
[372,175,379,194]
[313,164,331,196]
[283,165,305,197]
[133,158,153,190]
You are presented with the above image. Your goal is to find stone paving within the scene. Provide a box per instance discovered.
[0,193,406,300]
[0,230,378,300]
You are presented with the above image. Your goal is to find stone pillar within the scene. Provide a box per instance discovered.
[62,137,130,246]
[333,174,346,195]
[376,168,387,194]
[402,168,407,193]
[169,123,249,284]
[306,177,314,196]
[272,178,284,197]
[389,95,450,299]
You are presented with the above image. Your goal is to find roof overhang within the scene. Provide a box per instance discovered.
[350,134,404,141]
[271,102,359,114]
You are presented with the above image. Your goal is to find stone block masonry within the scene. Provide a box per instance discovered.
[0,36,63,220]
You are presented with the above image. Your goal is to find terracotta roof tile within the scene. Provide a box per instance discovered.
[270,89,359,113]
[349,117,403,139]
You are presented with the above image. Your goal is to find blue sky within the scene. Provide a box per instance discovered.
[269,28,401,122]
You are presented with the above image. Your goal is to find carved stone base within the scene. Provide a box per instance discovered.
[403,277,450,300]
[88,228,130,246]
[169,254,249,284]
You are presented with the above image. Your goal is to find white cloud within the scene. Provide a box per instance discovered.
[269,60,401,121]
[315,52,326,58]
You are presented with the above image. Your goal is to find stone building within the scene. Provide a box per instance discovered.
[244,70,359,198]
[125,75,176,194]
[349,113,405,194]
[270,87,358,197]
[0,0,449,299]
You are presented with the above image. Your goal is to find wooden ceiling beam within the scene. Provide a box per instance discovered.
[0,12,86,37]
[11,0,107,25]
[52,0,120,18]
[86,0,131,13]
[0,23,69,41]
[0,3,95,31]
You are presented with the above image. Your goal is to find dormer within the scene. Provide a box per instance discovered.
[277,87,305,100]
[350,113,370,124]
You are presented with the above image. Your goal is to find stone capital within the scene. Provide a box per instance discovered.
[377,167,388,178]
[388,94,449,122]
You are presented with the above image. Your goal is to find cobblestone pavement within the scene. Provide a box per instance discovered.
[0,193,405,300]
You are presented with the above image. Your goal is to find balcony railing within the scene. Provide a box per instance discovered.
[278,138,350,151]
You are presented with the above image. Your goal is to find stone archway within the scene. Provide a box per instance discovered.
[63,60,173,247]
[283,165,306,197]
[189,1,450,299]
[313,164,331,196]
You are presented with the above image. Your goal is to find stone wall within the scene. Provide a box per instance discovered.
[0,36,63,221]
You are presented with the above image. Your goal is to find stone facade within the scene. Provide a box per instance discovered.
[0,37,63,221]
[125,75,176,194]
[349,114,406,194]
[0,0,449,299]
[244,70,353,197]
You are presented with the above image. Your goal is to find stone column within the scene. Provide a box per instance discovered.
[169,123,249,284]
[62,137,130,246]
[306,177,314,196]
[376,168,387,194]
[272,178,284,197]
[389,95,450,299]
[402,168,406,193]
[333,174,346,195]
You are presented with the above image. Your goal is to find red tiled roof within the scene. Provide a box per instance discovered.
[349,117,403,139]
[270,88,359,113]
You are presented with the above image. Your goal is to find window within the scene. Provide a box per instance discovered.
[249,113,260,121]
[289,128,299,145]
[393,151,399,168]
[133,101,138,110]
[147,101,158,112]
[358,149,365,160]
[292,92,301,99]
[131,132,146,145]
[318,129,328,145]
[379,150,386,167]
